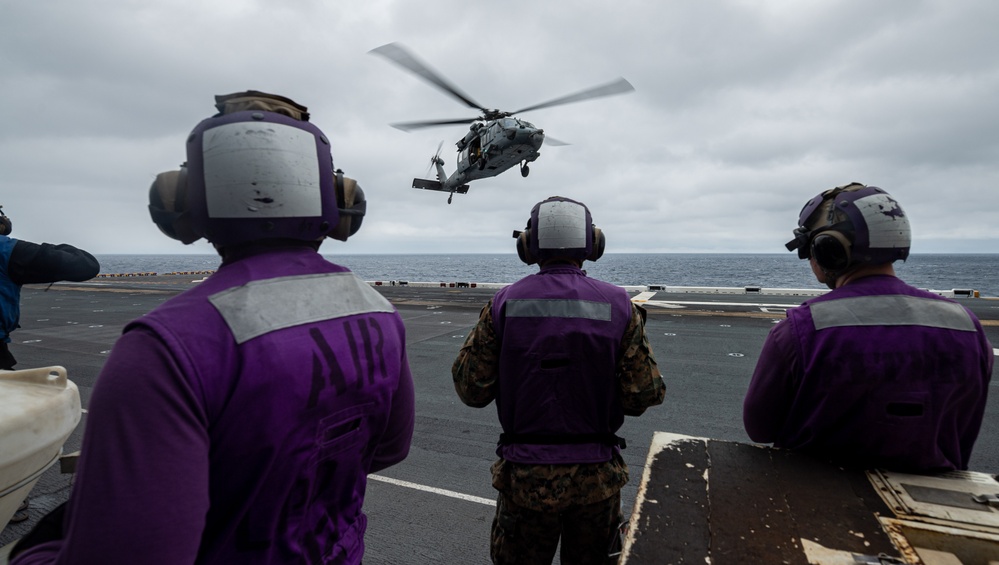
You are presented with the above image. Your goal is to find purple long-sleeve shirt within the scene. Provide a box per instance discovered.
[744,275,992,472]
[13,246,415,564]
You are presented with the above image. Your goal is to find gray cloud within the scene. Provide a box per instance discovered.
[1,0,996,257]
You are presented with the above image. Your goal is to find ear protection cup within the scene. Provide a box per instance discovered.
[148,167,201,244]
[328,171,366,241]
[811,230,851,272]
[587,227,605,262]
[515,227,536,265]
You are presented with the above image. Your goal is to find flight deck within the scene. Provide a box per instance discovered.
[2,275,997,563]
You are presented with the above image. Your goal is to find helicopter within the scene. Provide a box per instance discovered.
[369,43,635,204]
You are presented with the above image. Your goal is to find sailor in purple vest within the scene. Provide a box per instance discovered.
[11,92,415,564]
[453,196,665,565]
[744,183,992,472]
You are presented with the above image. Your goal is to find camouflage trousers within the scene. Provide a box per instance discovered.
[490,490,622,565]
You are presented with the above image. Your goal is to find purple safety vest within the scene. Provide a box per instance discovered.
[491,264,632,465]
[129,248,410,563]
[778,275,991,470]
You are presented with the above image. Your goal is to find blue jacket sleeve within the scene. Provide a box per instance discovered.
[9,241,100,285]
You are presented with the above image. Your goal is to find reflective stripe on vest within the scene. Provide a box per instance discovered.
[810,294,976,332]
[209,272,395,344]
[505,299,612,321]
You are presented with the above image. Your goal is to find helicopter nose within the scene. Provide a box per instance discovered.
[531,129,545,148]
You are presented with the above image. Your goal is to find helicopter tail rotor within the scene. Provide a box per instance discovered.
[412,139,469,201]
[425,140,445,178]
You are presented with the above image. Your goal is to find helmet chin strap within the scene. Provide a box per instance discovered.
[820,260,866,289]
[821,269,841,290]
[811,254,850,290]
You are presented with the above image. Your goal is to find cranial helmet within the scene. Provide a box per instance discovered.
[514,196,605,265]
[785,182,910,275]
[148,92,365,247]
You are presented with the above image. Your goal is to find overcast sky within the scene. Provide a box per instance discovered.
[2,0,996,257]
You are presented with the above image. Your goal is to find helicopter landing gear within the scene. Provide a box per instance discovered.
[448,192,454,204]
[520,162,530,177]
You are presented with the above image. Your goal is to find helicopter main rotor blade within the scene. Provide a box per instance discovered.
[369,43,487,113]
[390,117,481,132]
[512,77,635,115]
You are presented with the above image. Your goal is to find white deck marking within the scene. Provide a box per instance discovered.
[994,348,998,357]
[641,301,687,309]
[369,474,496,507]
[645,299,800,309]
[631,291,657,303]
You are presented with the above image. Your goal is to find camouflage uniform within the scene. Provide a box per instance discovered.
[454,299,664,564]
[492,487,622,565]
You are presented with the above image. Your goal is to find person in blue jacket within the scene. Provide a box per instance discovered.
[0,205,100,371]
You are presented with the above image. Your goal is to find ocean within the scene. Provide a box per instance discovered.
[93,253,999,298]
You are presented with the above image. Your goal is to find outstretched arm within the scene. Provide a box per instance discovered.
[9,241,100,285]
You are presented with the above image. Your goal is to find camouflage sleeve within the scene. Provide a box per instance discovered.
[452,300,500,408]
[618,303,665,416]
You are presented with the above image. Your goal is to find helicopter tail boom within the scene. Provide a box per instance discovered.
[412,178,469,194]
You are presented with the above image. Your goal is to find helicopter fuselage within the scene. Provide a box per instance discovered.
[448,118,544,188]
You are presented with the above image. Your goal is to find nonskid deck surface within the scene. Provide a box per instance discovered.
[3,276,997,563]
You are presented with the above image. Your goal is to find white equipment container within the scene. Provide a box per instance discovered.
[0,367,81,529]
